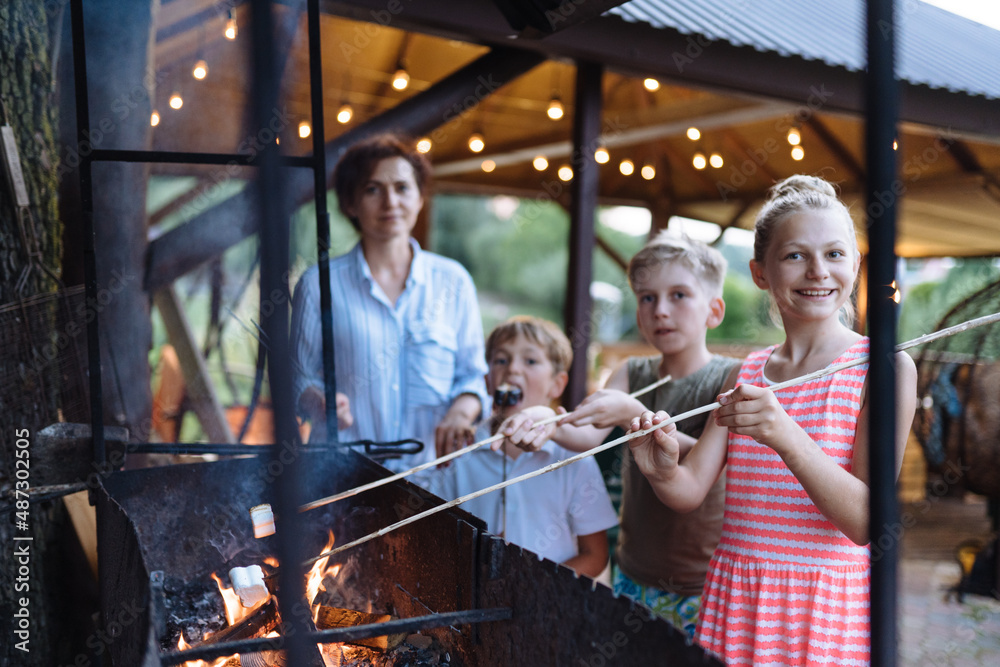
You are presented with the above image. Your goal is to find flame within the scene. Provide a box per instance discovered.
[306,531,339,622]
[176,634,234,667]
[211,572,255,627]
[263,556,280,568]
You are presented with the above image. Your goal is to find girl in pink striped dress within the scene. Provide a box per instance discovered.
[627,175,917,666]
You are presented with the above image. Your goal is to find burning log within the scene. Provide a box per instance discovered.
[314,606,405,651]
[187,598,279,649]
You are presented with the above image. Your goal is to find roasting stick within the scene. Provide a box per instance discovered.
[298,372,673,512]
[297,311,1000,566]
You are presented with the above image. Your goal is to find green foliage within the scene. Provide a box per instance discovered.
[708,272,780,342]
[899,259,1000,344]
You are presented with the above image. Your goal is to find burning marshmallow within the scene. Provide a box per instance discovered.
[249,503,275,538]
[229,565,269,608]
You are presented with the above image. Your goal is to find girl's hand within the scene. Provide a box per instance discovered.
[335,392,354,430]
[560,389,644,430]
[494,405,561,453]
[627,410,680,481]
[714,384,796,450]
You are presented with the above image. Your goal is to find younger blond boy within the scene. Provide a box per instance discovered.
[501,232,739,636]
[421,316,617,580]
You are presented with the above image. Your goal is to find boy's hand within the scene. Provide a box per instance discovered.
[560,389,644,430]
[714,384,797,451]
[435,394,481,458]
[627,410,680,481]
[335,392,353,429]
[493,405,563,453]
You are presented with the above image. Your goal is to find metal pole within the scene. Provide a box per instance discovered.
[249,0,311,663]
[564,61,603,409]
[865,0,899,664]
[306,0,338,443]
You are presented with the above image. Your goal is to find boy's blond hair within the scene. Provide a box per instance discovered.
[628,230,728,298]
[485,316,573,376]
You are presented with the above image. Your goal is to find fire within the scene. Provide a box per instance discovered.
[176,634,235,667]
[306,531,339,622]
[211,572,255,627]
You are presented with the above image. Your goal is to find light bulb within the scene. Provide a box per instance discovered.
[150,110,160,127]
[594,147,609,164]
[641,163,655,180]
[298,121,311,139]
[547,96,564,120]
[686,127,701,141]
[392,68,410,91]
[893,139,899,151]
[416,137,432,153]
[619,159,634,176]
[336,104,353,124]
[791,145,805,161]
[787,126,801,145]
[192,60,208,80]
[533,156,548,171]
[709,153,723,168]
[558,165,573,181]
[692,152,707,170]
[468,133,485,153]
[481,159,496,173]
[643,78,660,91]
[224,17,237,40]
[169,92,183,109]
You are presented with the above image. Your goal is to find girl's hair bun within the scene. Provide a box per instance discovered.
[767,174,837,202]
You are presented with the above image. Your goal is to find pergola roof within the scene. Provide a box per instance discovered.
[147,0,1000,259]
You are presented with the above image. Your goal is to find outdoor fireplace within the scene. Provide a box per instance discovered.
[95,448,721,666]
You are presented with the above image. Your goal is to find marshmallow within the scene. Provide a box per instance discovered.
[229,565,269,608]
[249,504,275,538]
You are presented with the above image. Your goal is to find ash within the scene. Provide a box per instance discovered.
[160,573,229,650]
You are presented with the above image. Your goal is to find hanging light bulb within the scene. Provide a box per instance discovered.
[547,95,564,120]
[641,162,656,180]
[481,159,496,173]
[192,59,208,80]
[558,165,573,181]
[891,280,900,303]
[692,151,707,170]
[791,145,805,161]
[416,137,432,153]
[169,92,183,109]
[619,159,634,176]
[225,10,238,40]
[391,66,410,91]
[686,127,701,141]
[298,121,311,139]
[893,139,899,151]
[594,147,609,164]
[336,103,353,124]
[150,110,160,127]
[533,156,548,171]
[468,132,485,153]
[643,77,660,91]
[787,125,801,146]
[709,152,724,168]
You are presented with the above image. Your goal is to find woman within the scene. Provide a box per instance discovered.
[290,134,489,471]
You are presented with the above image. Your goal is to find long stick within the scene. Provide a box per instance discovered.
[298,373,672,512]
[301,311,1000,565]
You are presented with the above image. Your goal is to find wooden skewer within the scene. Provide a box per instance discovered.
[298,373,672,512]
[299,310,1000,565]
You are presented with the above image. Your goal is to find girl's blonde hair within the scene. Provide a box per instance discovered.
[753,175,860,325]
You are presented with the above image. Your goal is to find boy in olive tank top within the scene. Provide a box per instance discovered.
[497,231,739,637]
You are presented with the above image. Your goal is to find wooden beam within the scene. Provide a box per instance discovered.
[145,47,545,291]
[805,115,865,181]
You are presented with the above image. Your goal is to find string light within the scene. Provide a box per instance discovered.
[686,127,701,141]
[893,139,899,151]
[224,10,237,40]
[619,159,634,176]
[692,151,707,170]
[791,145,805,161]
[416,137,432,153]
[709,152,724,169]
[192,59,208,80]
[557,165,573,181]
[298,121,311,139]
[468,132,485,153]
[787,125,801,145]
[150,110,160,127]
[481,159,496,173]
[594,147,609,164]
[547,95,564,120]
[336,103,353,124]
[643,78,660,91]
[169,92,183,109]
[533,156,548,171]
[391,66,410,91]
[641,162,656,180]
[891,280,900,303]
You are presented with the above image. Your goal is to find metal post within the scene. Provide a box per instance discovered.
[865,1,899,665]
[564,61,603,409]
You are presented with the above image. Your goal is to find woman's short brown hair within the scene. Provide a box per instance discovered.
[332,134,432,231]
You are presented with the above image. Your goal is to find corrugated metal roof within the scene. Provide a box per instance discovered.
[609,0,1000,99]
